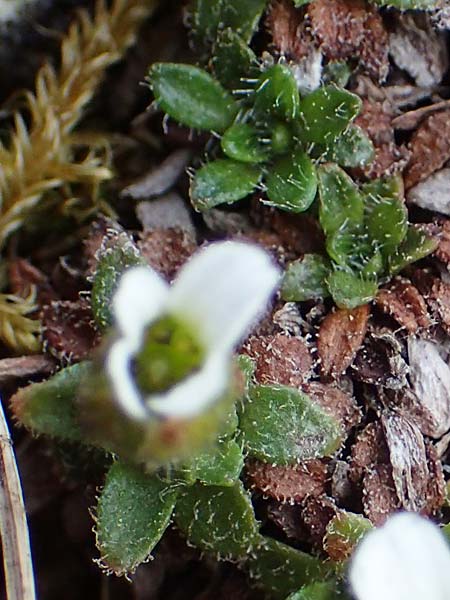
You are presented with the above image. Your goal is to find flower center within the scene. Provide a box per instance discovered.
[134,315,204,394]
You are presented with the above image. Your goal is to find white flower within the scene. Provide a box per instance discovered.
[106,241,280,421]
[349,512,450,600]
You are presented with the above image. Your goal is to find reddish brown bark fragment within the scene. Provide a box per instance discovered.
[302,381,361,434]
[404,111,450,190]
[307,0,388,80]
[350,421,389,484]
[242,333,313,386]
[9,258,56,307]
[138,227,197,281]
[266,0,310,60]
[375,279,430,334]
[412,269,450,334]
[434,220,450,264]
[301,495,338,548]
[246,459,328,503]
[362,464,399,526]
[267,502,306,540]
[317,305,369,378]
[425,443,446,515]
[41,299,99,362]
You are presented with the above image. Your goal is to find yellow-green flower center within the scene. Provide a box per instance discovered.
[135,315,204,394]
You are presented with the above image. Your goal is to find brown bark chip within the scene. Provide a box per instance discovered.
[242,333,313,386]
[267,502,306,541]
[412,269,450,334]
[362,464,399,526]
[350,421,390,484]
[307,0,388,80]
[404,111,450,190]
[317,305,369,379]
[302,381,361,434]
[246,459,328,503]
[375,278,430,334]
[434,220,450,264]
[301,495,338,548]
[9,258,56,307]
[138,227,197,281]
[267,0,310,61]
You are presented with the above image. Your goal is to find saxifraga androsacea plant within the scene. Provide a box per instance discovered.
[146,0,437,311]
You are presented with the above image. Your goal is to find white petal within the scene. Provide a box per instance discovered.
[146,351,230,418]
[350,512,450,600]
[168,241,280,352]
[112,266,169,350]
[106,339,148,421]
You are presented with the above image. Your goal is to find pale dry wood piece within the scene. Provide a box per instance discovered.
[135,193,195,236]
[382,413,430,513]
[0,401,36,600]
[407,168,450,215]
[392,99,450,130]
[0,355,55,383]
[389,13,448,88]
[404,111,450,189]
[317,305,370,378]
[242,333,313,386]
[307,0,388,80]
[302,381,361,434]
[375,278,430,334]
[121,149,192,200]
[405,337,450,438]
[246,459,328,503]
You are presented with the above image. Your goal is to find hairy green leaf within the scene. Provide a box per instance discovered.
[221,122,269,163]
[254,64,300,121]
[281,254,331,302]
[265,150,317,212]
[327,269,378,309]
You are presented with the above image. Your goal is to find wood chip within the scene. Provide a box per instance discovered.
[242,333,313,386]
[392,99,450,131]
[0,355,56,383]
[406,337,450,438]
[350,421,389,484]
[136,192,196,237]
[382,413,428,512]
[307,0,388,80]
[246,459,328,503]
[138,227,197,281]
[389,13,448,88]
[407,167,450,215]
[434,220,450,264]
[266,0,310,60]
[301,495,338,548]
[317,305,370,379]
[362,464,399,526]
[404,111,450,189]
[267,502,306,541]
[9,259,55,307]
[375,279,430,334]
[413,269,450,334]
[302,381,361,434]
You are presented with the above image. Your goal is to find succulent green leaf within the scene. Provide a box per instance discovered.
[96,461,178,575]
[286,581,343,600]
[179,438,244,486]
[325,224,368,268]
[239,384,343,465]
[213,29,258,89]
[281,254,331,302]
[360,249,384,279]
[388,226,439,275]
[148,63,238,133]
[323,511,373,564]
[254,64,300,121]
[248,537,332,600]
[318,164,364,237]
[174,481,260,559]
[10,362,89,441]
[265,150,317,212]
[91,233,145,330]
[369,0,438,8]
[190,159,262,210]
[299,85,362,144]
[322,61,352,88]
[324,125,374,168]
[271,121,293,155]
[221,122,269,163]
[327,269,378,309]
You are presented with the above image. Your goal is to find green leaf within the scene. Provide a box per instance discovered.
[254,64,300,121]
[10,362,89,441]
[322,61,352,88]
[96,461,178,575]
[265,150,317,212]
[221,123,269,163]
[271,121,293,155]
[190,159,262,210]
[299,85,362,144]
[213,29,258,89]
[148,63,238,133]
[323,511,373,563]
[388,226,439,275]
[286,581,343,600]
[325,224,368,267]
[327,269,378,309]
[318,164,364,237]
[239,384,343,465]
[370,0,437,8]
[281,254,331,301]
[91,232,145,330]
[324,125,374,168]
[174,481,260,559]
[247,537,332,600]
[179,438,244,486]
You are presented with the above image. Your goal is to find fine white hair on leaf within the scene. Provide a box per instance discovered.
[106,241,280,420]
[349,512,450,600]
